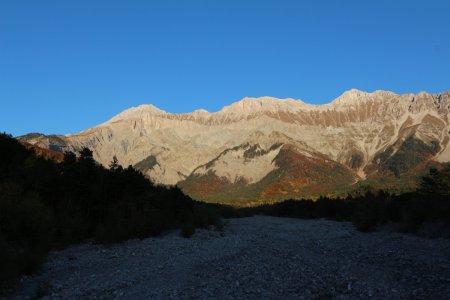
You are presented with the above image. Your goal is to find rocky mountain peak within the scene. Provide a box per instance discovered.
[190,109,210,115]
[107,104,167,123]
[331,89,397,106]
[417,91,431,97]
[219,96,305,114]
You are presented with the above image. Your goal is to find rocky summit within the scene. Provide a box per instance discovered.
[19,89,450,204]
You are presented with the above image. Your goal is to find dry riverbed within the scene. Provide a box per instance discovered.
[7,216,450,299]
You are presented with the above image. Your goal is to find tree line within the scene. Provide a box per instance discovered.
[250,164,450,235]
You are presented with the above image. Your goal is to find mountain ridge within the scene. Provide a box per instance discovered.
[97,89,404,120]
[97,89,447,120]
[18,89,450,204]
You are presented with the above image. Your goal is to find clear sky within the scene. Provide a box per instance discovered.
[1,0,449,136]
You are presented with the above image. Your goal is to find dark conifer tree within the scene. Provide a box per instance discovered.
[109,155,123,172]
[63,151,76,165]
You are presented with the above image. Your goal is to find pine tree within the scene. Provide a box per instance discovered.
[109,155,122,172]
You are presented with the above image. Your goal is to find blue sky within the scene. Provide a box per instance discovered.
[1,0,449,136]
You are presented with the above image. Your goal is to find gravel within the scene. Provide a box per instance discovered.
[6,216,450,299]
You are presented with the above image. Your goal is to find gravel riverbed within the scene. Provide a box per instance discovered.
[7,216,450,299]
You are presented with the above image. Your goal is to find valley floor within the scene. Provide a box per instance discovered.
[8,216,450,300]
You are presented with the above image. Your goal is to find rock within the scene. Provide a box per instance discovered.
[8,216,450,299]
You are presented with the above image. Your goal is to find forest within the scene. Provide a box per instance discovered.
[251,164,450,235]
[0,133,227,286]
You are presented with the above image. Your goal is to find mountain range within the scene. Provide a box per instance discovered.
[19,89,450,205]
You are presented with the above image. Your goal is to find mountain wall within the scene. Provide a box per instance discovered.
[19,89,450,204]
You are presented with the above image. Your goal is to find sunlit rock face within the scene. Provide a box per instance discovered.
[20,90,450,203]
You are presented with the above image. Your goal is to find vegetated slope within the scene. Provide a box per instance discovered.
[246,162,450,237]
[20,141,65,162]
[0,133,224,287]
[18,89,450,204]
[179,144,357,206]
[17,133,69,153]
